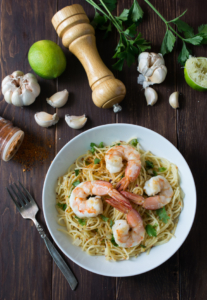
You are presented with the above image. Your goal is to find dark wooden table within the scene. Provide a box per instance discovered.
[1,0,206,299]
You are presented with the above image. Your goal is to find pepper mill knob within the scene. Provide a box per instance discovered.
[52,4,126,109]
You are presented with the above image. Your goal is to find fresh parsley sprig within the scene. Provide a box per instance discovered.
[86,0,150,71]
[145,0,207,65]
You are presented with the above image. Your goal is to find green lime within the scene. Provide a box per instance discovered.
[28,40,66,79]
[184,56,207,91]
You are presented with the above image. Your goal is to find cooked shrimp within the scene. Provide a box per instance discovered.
[70,180,132,218]
[106,197,145,248]
[105,145,141,191]
[121,175,173,210]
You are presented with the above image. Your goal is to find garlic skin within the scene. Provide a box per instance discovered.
[34,112,59,128]
[169,92,179,109]
[2,71,40,106]
[138,52,167,88]
[46,89,69,108]
[65,114,87,129]
[144,87,158,106]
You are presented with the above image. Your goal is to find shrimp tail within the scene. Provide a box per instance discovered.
[142,196,165,210]
[120,191,145,205]
[108,189,132,211]
[105,198,130,214]
[116,177,130,191]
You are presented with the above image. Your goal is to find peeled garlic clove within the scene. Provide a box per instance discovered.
[169,91,179,109]
[148,65,167,84]
[65,114,87,129]
[34,112,59,128]
[47,89,69,108]
[144,87,158,106]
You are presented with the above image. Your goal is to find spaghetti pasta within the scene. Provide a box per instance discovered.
[55,139,183,261]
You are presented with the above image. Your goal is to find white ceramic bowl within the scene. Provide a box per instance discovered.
[43,124,196,277]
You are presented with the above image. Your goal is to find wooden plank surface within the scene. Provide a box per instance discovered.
[0,0,206,299]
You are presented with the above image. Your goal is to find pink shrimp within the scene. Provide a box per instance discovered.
[120,175,173,210]
[106,197,145,248]
[70,180,132,218]
[105,145,141,191]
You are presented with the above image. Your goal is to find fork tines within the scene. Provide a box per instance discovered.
[6,182,32,211]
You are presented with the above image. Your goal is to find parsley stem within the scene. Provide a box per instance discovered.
[99,0,123,33]
[144,0,184,41]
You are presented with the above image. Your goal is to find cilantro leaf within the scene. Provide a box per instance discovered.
[158,167,167,172]
[90,142,104,154]
[160,30,176,56]
[153,170,158,176]
[111,235,118,247]
[145,160,154,169]
[145,224,157,237]
[124,24,137,38]
[100,214,109,222]
[94,158,101,164]
[57,202,67,211]
[140,244,146,248]
[91,11,108,29]
[75,169,79,176]
[127,0,144,27]
[98,142,104,148]
[116,9,129,22]
[156,207,170,224]
[101,0,117,12]
[130,138,138,147]
[112,58,125,71]
[73,180,80,187]
[178,42,191,66]
[103,22,112,39]
[198,24,207,44]
[75,216,86,226]
[184,35,203,45]
[173,19,194,38]
[110,219,114,228]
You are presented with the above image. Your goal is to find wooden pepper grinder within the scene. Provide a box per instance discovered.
[52,4,126,112]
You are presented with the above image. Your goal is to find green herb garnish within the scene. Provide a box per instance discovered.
[57,202,67,211]
[156,207,170,224]
[145,224,157,237]
[111,235,118,247]
[86,0,150,71]
[73,180,80,187]
[75,169,79,176]
[130,138,138,147]
[75,216,86,226]
[100,214,109,222]
[145,0,207,65]
[90,142,104,154]
[158,167,167,172]
[94,158,101,164]
[110,220,114,228]
[140,244,146,248]
[153,170,158,176]
[145,160,154,169]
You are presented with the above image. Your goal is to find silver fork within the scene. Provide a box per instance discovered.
[7,181,78,291]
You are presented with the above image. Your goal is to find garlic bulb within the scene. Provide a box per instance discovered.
[2,71,40,106]
[169,92,179,109]
[144,87,158,106]
[46,89,69,108]
[65,114,87,129]
[34,112,59,128]
[137,52,167,88]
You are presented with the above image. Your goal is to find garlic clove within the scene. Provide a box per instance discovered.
[46,89,69,108]
[12,89,24,106]
[12,71,24,78]
[169,91,179,109]
[65,114,87,129]
[34,112,59,128]
[144,87,158,106]
[4,90,13,104]
[148,65,167,84]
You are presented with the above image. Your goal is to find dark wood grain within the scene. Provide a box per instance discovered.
[176,1,207,300]
[0,0,57,299]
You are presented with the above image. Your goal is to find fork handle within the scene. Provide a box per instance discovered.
[33,218,78,290]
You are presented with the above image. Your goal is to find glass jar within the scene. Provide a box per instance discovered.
[0,117,24,161]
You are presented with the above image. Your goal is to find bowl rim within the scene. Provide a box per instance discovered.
[42,123,197,277]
